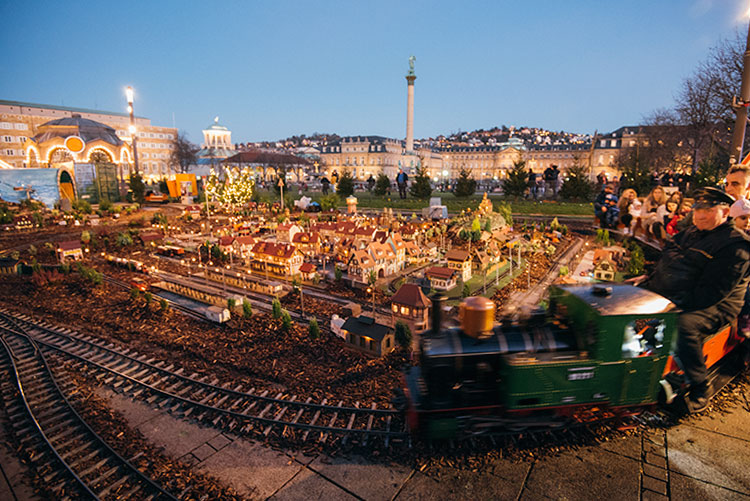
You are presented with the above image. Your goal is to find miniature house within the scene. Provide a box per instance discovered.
[340,315,395,357]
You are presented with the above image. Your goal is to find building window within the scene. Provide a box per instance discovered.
[2,136,11,143]
[14,123,28,130]
[392,304,398,313]
[400,306,409,315]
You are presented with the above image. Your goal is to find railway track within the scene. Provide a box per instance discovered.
[0,316,177,500]
[0,309,409,451]
[102,276,208,323]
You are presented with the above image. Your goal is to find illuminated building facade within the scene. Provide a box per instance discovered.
[0,99,177,182]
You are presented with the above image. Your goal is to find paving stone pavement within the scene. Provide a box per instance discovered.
[2,383,748,500]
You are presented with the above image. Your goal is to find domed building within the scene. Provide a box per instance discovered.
[194,117,235,174]
[0,114,132,206]
[24,114,132,175]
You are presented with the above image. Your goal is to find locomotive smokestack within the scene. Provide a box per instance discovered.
[430,293,446,336]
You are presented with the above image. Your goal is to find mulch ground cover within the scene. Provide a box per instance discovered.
[0,273,408,409]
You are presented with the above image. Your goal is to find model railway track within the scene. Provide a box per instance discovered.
[102,276,209,322]
[0,318,177,500]
[0,309,409,450]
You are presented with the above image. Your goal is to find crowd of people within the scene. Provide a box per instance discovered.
[594,165,750,414]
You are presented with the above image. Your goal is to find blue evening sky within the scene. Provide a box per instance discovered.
[1,0,749,143]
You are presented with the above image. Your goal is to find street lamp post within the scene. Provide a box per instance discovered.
[126,86,140,176]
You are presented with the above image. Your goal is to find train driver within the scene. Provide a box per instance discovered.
[628,187,750,413]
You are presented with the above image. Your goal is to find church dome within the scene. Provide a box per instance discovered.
[31,114,122,147]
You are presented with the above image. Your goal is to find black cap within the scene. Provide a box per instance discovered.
[692,187,735,209]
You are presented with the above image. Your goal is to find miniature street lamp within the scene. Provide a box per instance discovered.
[125,86,140,176]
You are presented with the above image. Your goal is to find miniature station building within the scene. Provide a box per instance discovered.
[339,315,395,357]
[56,240,83,263]
[390,283,430,333]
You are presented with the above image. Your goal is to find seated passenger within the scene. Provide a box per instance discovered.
[629,187,750,413]
[594,184,619,229]
[730,198,750,337]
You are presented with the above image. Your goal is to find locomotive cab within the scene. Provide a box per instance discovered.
[501,284,678,411]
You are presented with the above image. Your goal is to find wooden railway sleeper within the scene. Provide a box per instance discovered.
[257,392,284,419]
[302,398,327,442]
[341,402,360,446]
[319,400,344,443]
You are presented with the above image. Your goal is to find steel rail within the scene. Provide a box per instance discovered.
[0,311,406,440]
[1,317,179,500]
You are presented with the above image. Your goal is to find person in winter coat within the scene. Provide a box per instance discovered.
[630,187,750,413]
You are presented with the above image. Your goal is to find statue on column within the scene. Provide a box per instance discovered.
[408,55,416,76]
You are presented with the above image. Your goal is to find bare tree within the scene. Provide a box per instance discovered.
[169,132,200,174]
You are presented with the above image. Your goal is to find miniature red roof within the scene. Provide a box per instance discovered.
[251,242,298,259]
[445,249,470,262]
[292,232,320,244]
[57,240,81,251]
[391,283,430,309]
[235,235,255,246]
[300,262,316,273]
[425,266,456,280]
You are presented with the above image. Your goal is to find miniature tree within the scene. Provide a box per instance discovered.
[462,283,471,298]
[242,299,253,318]
[559,265,569,276]
[308,317,320,340]
[159,298,169,311]
[394,321,412,350]
[320,193,340,211]
[471,217,481,232]
[272,297,282,319]
[483,219,492,233]
[334,265,343,282]
[129,172,146,205]
[627,243,645,277]
[130,288,141,301]
[143,291,153,306]
[227,298,237,310]
[81,230,91,244]
[281,310,293,332]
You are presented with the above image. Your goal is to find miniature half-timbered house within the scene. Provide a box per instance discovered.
[249,242,304,276]
[276,223,302,244]
[445,249,472,282]
[340,315,395,357]
[425,266,458,291]
[347,249,376,284]
[593,257,616,282]
[291,231,321,257]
